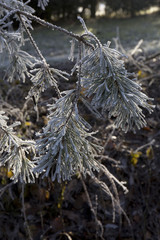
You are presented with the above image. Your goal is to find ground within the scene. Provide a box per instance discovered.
[0,13,160,240]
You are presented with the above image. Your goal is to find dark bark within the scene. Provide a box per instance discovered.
[130,0,136,17]
[90,0,97,18]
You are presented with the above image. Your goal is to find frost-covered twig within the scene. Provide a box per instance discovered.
[0,111,36,183]
[19,14,46,63]
[19,14,62,99]
[0,2,94,50]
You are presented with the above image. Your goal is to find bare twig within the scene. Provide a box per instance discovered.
[135,139,155,152]
[21,183,33,240]
[80,173,105,240]
[0,182,14,198]
[145,51,160,62]
[138,73,160,83]
[94,154,120,165]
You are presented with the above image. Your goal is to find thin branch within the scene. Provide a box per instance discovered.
[0,2,94,50]
[57,41,83,130]
[80,173,105,240]
[145,51,160,62]
[138,73,160,83]
[76,41,82,100]
[81,33,102,48]
[19,14,46,63]
[0,125,9,136]
[94,154,120,165]
[21,183,33,240]
[18,14,62,99]
[135,139,155,152]
[0,182,14,198]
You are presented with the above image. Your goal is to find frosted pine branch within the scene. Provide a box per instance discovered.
[38,0,50,10]
[5,44,38,83]
[81,43,154,132]
[0,0,154,187]
[35,90,102,182]
[0,0,35,13]
[27,65,68,102]
[0,111,36,183]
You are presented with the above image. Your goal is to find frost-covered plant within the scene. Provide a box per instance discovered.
[27,64,69,103]
[38,0,49,10]
[0,111,36,183]
[0,0,154,191]
[6,43,38,82]
[80,42,153,132]
[35,90,101,182]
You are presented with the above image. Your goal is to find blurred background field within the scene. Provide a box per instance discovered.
[26,13,160,66]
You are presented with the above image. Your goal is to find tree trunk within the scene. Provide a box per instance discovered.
[90,0,97,18]
[130,0,135,17]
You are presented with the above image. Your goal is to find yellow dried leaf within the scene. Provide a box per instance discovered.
[131,157,138,166]
[137,70,142,77]
[7,170,14,178]
[130,151,142,166]
[137,70,147,79]
[25,121,31,126]
[57,203,61,209]
[146,146,154,160]
[45,190,50,200]
[131,151,142,158]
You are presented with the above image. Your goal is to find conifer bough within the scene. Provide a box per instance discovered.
[0,0,154,185]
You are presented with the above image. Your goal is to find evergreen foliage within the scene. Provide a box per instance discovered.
[80,43,153,132]
[0,111,36,183]
[0,0,153,195]
[35,90,101,182]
